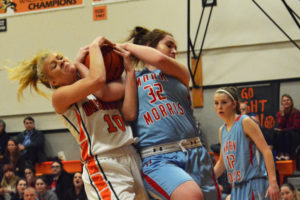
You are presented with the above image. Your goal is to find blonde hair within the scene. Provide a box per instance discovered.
[6,50,53,100]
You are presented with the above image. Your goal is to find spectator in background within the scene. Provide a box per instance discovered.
[64,172,87,200]
[240,102,274,149]
[24,166,36,188]
[16,116,46,166]
[35,176,58,200]
[280,183,300,200]
[10,178,27,200]
[0,164,19,200]
[23,187,38,200]
[275,94,300,160]
[1,139,26,178]
[0,119,9,157]
[239,102,259,124]
[47,159,72,200]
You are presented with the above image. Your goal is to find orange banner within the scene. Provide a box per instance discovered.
[0,0,83,17]
[93,5,106,21]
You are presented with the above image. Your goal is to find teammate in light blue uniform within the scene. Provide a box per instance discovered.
[214,87,280,200]
[121,26,220,200]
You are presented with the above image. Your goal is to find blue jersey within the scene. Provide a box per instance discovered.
[132,68,198,149]
[221,115,267,184]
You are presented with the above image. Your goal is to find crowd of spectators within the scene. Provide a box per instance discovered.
[0,92,299,199]
[0,116,87,200]
[0,160,87,200]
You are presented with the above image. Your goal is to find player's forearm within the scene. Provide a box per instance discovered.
[120,69,137,121]
[263,149,277,185]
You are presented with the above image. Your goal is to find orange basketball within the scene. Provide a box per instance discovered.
[84,46,124,82]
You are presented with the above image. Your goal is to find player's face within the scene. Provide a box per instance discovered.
[280,185,295,200]
[214,93,236,120]
[156,35,177,59]
[43,53,77,89]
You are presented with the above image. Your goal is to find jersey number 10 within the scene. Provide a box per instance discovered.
[104,114,126,133]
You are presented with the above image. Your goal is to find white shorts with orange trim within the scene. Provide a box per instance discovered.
[82,145,149,200]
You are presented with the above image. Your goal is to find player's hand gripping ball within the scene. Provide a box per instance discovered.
[84,46,124,82]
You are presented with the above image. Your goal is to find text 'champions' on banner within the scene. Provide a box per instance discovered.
[0,0,83,17]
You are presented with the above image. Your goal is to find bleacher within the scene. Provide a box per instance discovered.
[35,160,83,176]
[0,153,296,186]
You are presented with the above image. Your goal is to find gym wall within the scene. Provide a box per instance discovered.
[0,0,299,159]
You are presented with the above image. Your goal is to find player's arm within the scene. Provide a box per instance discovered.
[214,127,226,178]
[114,46,137,121]
[53,37,116,114]
[242,117,280,200]
[75,49,125,102]
[121,43,190,88]
[93,79,125,102]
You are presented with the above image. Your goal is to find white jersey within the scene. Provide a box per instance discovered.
[60,94,135,161]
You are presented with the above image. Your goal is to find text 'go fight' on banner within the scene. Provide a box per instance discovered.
[238,83,280,130]
[0,0,83,17]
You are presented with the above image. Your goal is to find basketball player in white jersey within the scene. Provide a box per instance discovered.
[7,36,148,200]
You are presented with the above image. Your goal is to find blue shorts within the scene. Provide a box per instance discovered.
[231,178,269,200]
[141,146,220,200]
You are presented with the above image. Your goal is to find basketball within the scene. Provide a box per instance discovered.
[84,45,124,82]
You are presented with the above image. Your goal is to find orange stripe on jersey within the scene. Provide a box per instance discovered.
[81,140,89,161]
[74,109,90,160]
[75,110,87,143]
[87,158,111,199]
[92,176,111,199]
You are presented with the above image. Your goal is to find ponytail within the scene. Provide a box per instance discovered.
[6,50,52,100]
[127,26,150,46]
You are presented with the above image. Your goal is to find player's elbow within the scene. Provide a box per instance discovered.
[155,54,168,66]
[93,76,106,89]
[123,112,137,122]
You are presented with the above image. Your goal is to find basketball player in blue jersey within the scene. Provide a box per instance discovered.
[214,87,280,200]
[118,26,220,200]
